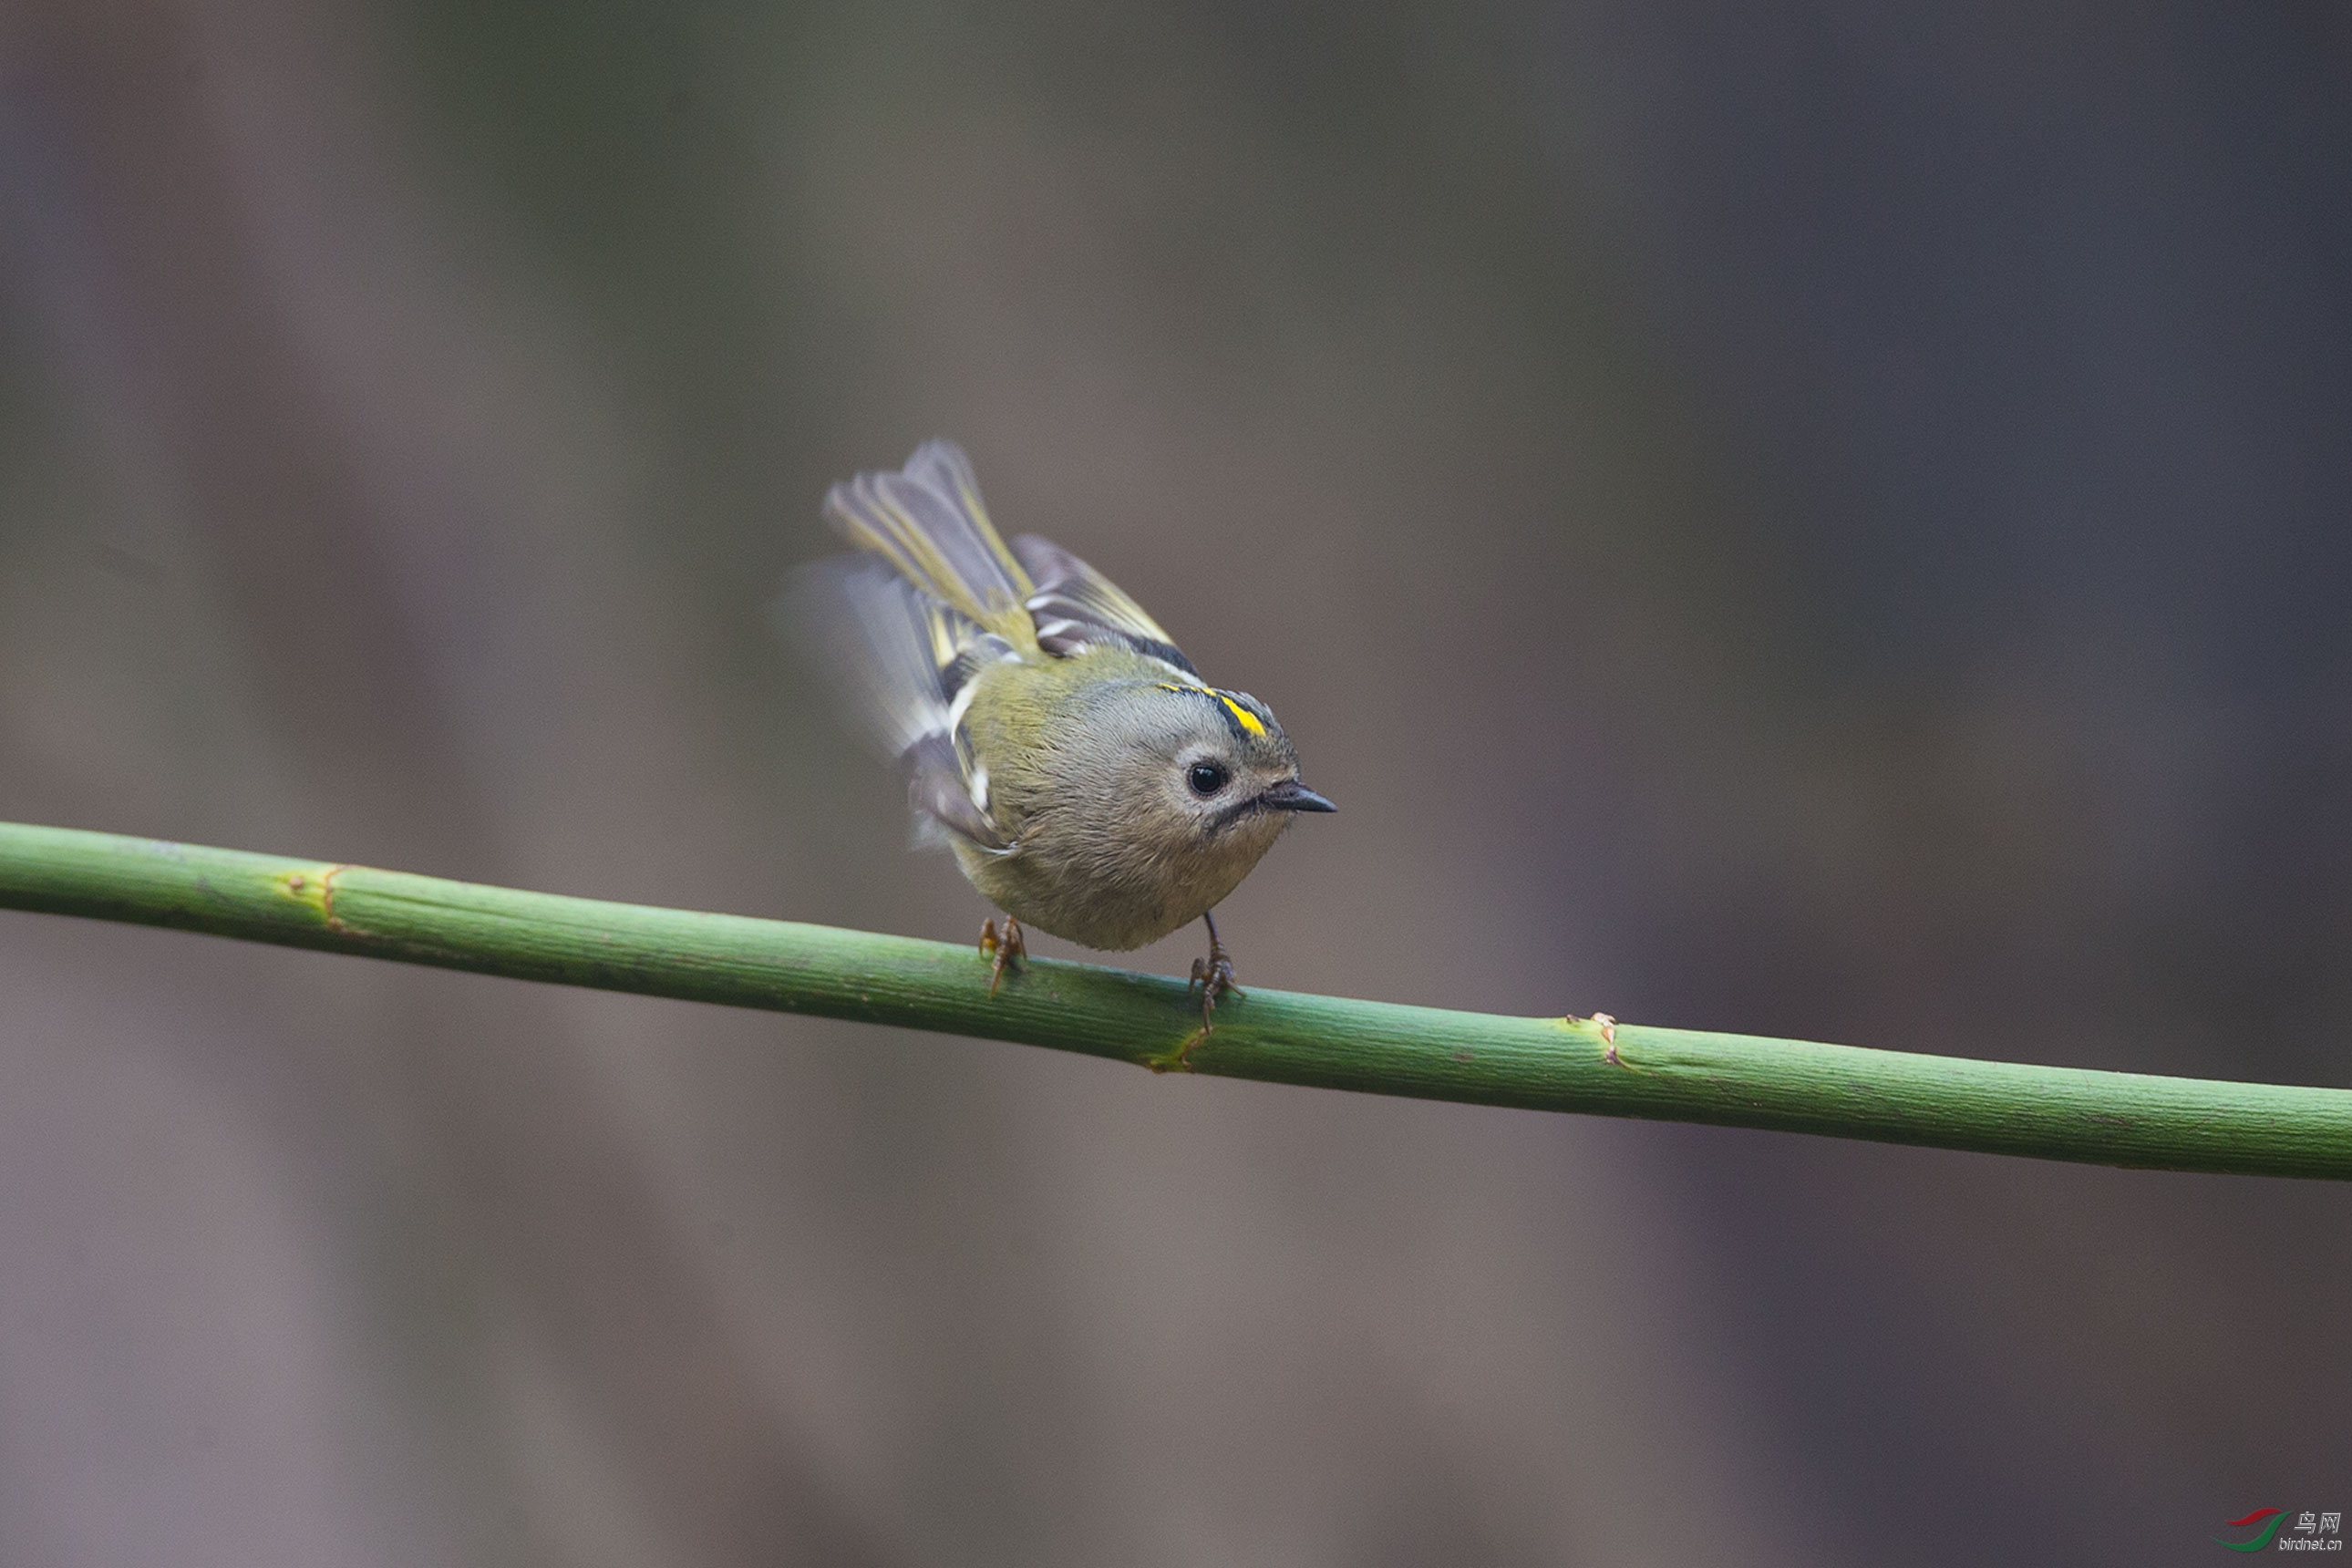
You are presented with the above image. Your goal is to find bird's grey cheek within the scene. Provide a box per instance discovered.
[1200,796,1266,839]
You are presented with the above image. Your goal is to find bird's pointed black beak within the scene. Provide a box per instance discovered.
[1260,779,1337,813]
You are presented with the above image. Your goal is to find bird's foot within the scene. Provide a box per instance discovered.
[1150,914,1243,1071]
[1186,916,1243,1035]
[979,916,1026,995]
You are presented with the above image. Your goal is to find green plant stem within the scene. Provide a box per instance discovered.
[1,820,2347,1179]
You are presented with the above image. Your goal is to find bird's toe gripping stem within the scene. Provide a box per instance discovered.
[1186,917,1243,1032]
[979,916,1026,995]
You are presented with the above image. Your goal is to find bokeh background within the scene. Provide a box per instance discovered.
[2,2,2348,1563]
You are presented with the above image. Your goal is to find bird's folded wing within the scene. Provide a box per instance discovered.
[1010,534,1201,680]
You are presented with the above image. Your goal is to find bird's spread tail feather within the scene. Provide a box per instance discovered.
[822,440,1036,646]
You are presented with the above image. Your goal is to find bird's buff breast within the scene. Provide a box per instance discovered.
[950,812,1288,951]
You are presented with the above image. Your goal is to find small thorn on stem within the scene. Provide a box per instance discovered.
[1153,1024,1211,1073]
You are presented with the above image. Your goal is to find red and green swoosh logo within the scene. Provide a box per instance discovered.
[2216,1509,2288,1552]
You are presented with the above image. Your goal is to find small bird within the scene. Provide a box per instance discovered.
[790,440,1334,1024]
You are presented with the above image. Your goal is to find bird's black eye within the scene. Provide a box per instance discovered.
[1187,761,1229,797]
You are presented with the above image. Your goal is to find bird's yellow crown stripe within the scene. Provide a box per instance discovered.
[1154,681,1268,738]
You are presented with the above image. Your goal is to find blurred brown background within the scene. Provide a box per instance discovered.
[2,2,2347,1563]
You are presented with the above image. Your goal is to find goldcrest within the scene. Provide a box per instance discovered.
[791,440,1334,1015]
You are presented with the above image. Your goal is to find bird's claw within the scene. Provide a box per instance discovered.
[979,916,1026,995]
[1153,913,1243,1071]
[1187,933,1242,1035]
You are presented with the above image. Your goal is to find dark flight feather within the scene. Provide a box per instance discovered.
[1011,534,1201,678]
